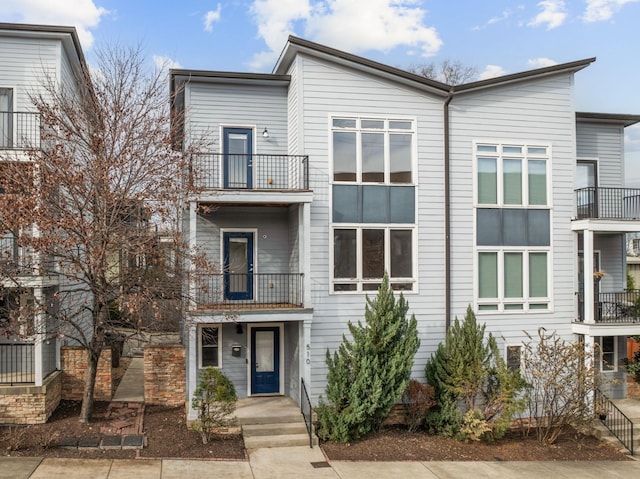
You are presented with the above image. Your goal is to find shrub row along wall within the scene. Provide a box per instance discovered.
[60,347,113,401]
[144,344,185,406]
[0,371,62,424]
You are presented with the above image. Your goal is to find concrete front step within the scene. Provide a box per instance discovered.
[237,413,303,426]
[243,422,309,437]
[592,422,640,454]
[243,431,318,449]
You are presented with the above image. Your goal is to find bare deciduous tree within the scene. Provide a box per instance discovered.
[407,59,477,85]
[0,44,209,422]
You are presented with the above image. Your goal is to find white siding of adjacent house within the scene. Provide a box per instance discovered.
[577,121,624,187]
[0,36,59,110]
[447,74,578,349]
[293,54,447,399]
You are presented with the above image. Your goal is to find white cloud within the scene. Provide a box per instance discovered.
[0,0,108,49]
[473,9,512,30]
[153,55,182,71]
[582,0,640,23]
[528,57,558,68]
[478,65,506,80]
[249,0,442,70]
[204,4,222,32]
[528,0,567,30]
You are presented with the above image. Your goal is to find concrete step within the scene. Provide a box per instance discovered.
[243,432,318,449]
[237,413,303,426]
[242,422,309,437]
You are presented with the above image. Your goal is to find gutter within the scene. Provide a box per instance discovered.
[444,90,454,330]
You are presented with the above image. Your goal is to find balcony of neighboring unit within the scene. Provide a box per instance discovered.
[0,340,57,386]
[0,111,41,153]
[189,153,312,204]
[573,187,640,232]
[0,236,56,282]
[194,272,306,312]
[575,290,640,336]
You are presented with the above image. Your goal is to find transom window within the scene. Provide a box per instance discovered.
[476,143,548,206]
[332,117,413,184]
[198,325,221,368]
[475,142,551,312]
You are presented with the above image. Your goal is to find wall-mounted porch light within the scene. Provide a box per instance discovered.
[262,127,269,138]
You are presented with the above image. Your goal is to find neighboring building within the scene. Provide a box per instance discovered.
[171,36,640,417]
[0,23,87,424]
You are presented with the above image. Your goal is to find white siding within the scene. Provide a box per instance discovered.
[295,55,447,399]
[448,75,577,349]
[577,121,624,187]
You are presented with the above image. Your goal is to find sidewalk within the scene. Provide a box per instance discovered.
[1,447,639,479]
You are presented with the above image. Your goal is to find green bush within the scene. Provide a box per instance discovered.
[316,274,420,443]
[425,306,526,441]
[191,367,237,444]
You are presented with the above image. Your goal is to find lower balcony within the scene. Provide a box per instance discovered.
[0,340,57,386]
[577,290,640,324]
[195,273,304,311]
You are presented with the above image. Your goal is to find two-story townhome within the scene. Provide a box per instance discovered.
[171,36,640,419]
[0,23,87,424]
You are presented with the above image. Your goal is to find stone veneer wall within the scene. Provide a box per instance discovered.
[144,344,186,406]
[60,347,113,401]
[0,371,62,424]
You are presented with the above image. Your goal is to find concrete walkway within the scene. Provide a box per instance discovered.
[112,357,144,402]
[1,447,639,479]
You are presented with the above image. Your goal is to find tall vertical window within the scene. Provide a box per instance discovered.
[475,143,551,312]
[331,117,416,293]
[199,325,221,368]
[0,88,13,148]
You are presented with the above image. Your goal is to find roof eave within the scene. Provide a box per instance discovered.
[576,112,640,128]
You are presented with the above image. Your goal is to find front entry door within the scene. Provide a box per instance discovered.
[223,232,254,301]
[251,326,280,395]
[223,128,253,188]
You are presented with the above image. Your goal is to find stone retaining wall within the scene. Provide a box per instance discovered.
[0,371,62,424]
[60,347,113,401]
[144,344,185,406]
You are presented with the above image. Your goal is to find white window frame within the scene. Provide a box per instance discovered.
[474,142,551,208]
[330,116,416,185]
[599,336,618,373]
[331,225,416,294]
[505,344,522,372]
[198,324,222,369]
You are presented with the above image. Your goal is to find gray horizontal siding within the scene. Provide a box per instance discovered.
[577,122,624,187]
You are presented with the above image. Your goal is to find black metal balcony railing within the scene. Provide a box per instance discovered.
[0,111,41,149]
[0,342,35,385]
[190,153,309,191]
[195,273,304,310]
[577,290,640,323]
[0,236,56,275]
[575,187,640,220]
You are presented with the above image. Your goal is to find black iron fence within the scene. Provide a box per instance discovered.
[577,290,640,323]
[189,153,309,191]
[0,342,35,385]
[576,187,640,219]
[595,388,634,455]
[196,272,304,309]
[301,377,314,448]
[0,111,41,149]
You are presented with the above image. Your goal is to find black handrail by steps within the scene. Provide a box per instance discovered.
[301,378,314,448]
[596,388,634,455]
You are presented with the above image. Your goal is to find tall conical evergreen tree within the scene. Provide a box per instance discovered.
[316,274,420,442]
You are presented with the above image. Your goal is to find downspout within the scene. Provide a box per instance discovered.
[444,90,454,330]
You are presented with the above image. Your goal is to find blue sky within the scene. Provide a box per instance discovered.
[1,0,639,184]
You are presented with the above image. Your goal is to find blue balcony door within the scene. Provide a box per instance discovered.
[223,128,253,188]
[223,232,254,301]
[251,326,280,395]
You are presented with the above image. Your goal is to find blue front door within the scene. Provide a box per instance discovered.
[251,326,280,395]
[223,128,253,188]
[223,232,254,301]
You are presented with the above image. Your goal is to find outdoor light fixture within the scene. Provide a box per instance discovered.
[262,127,269,138]
[236,323,244,335]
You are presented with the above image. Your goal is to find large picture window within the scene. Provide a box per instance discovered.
[333,227,413,292]
[332,117,413,184]
[475,142,551,312]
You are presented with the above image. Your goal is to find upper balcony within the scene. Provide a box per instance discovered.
[0,111,41,151]
[575,187,640,220]
[189,153,312,204]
